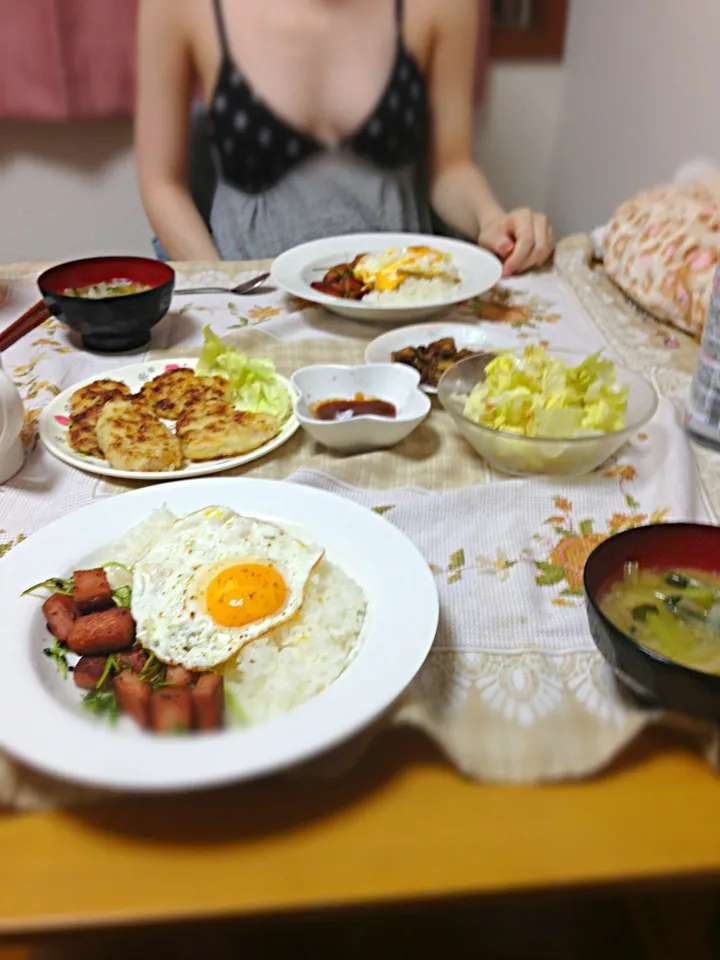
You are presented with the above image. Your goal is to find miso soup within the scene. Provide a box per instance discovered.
[63,280,153,299]
[600,566,720,675]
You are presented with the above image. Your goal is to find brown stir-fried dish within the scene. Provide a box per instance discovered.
[391,338,481,388]
[311,256,368,300]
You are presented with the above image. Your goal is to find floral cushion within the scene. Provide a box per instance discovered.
[603,177,720,339]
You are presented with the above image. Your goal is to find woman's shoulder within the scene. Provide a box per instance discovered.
[405,0,478,66]
[138,0,197,41]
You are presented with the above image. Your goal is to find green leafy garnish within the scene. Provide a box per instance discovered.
[82,689,120,725]
[138,652,167,690]
[103,562,132,576]
[96,656,120,689]
[112,585,132,609]
[139,652,157,680]
[43,639,69,679]
[197,325,291,423]
[22,577,73,598]
[224,686,248,725]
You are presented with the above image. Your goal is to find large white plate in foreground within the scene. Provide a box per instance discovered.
[271,232,503,324]
[39,358,299,481]
[0,479,439,792]
[365,321,522,394]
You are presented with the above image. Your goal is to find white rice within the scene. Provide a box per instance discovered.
[222,558,366,723]
[106,507,178,570]
[362,275,462,305]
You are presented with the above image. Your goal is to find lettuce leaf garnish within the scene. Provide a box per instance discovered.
[197,326,291,423]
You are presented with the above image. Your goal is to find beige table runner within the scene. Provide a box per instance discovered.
[1,237,719,811]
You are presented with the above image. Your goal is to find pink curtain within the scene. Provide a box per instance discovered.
[0,0,137,121]
[0,0,489,121]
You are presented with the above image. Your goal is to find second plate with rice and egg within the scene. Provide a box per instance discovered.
[271,232,503,324]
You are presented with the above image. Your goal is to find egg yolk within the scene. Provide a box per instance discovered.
[356,246,445,292]
[205,563,288,628]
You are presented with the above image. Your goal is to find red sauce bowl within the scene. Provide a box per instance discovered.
[584,523,720,720]
[38,256,175,352]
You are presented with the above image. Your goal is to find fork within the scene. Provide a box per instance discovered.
[174,272,271,297]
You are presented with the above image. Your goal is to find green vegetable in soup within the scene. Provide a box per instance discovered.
[63,280,153,299]
[631,604,658,623]
[601,567,720,674]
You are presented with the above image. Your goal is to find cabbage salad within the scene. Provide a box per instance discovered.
[463,346,629,438]
[197,326,292,423]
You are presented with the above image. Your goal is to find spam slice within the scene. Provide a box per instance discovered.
[114,672,152,729]
[150,687,193,734]
[73,567,112,612]
[74,655,110,691]
[43,593,79,643]
[138,369,231,421]
[67,608,135,655]
[176,400,280,461]
[192,674,224,731]
[96,399,183,472]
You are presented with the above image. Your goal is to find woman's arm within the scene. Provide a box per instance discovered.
[426,0,553,275]
[135,0,220,261]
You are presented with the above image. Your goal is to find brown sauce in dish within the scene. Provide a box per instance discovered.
[313,394,397,421]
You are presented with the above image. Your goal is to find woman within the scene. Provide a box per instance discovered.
[136,0,554,275]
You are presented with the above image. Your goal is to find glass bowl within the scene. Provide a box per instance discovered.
[437,350,659,477]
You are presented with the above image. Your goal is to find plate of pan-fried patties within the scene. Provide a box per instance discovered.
[39,359,299,480]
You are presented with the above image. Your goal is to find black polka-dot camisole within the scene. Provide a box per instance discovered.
[209,0,429,195]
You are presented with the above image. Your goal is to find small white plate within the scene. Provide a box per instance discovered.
[0,478,439,791]
[364,322,521,393]
[271,232,503,325]
[291,363,431,452]
[39,358,299,481]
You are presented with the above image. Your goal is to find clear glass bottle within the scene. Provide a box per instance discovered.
[687,261,720,448]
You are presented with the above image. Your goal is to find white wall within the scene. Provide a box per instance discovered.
[0,63,566,264]
[549,0,720,235]
[476,63,565,218]
[0,119,152,263]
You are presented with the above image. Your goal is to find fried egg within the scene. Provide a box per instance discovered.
[131,507,324,669]
[354,245,459,292]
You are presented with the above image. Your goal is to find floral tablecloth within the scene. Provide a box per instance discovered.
[0,235,718,809]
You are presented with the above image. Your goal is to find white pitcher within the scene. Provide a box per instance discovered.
[0,354,25,483]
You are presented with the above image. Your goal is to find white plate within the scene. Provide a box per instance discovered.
[0,478,439,791]
[364,322,521,393]
[39,358,299,481]
[270,232,503,325]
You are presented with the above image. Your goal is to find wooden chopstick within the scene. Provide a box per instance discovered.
[0,301,51,352]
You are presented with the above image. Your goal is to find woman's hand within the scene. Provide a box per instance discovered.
[478,208,554,277]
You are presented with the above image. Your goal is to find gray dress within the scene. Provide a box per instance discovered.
[209,150,431,261]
